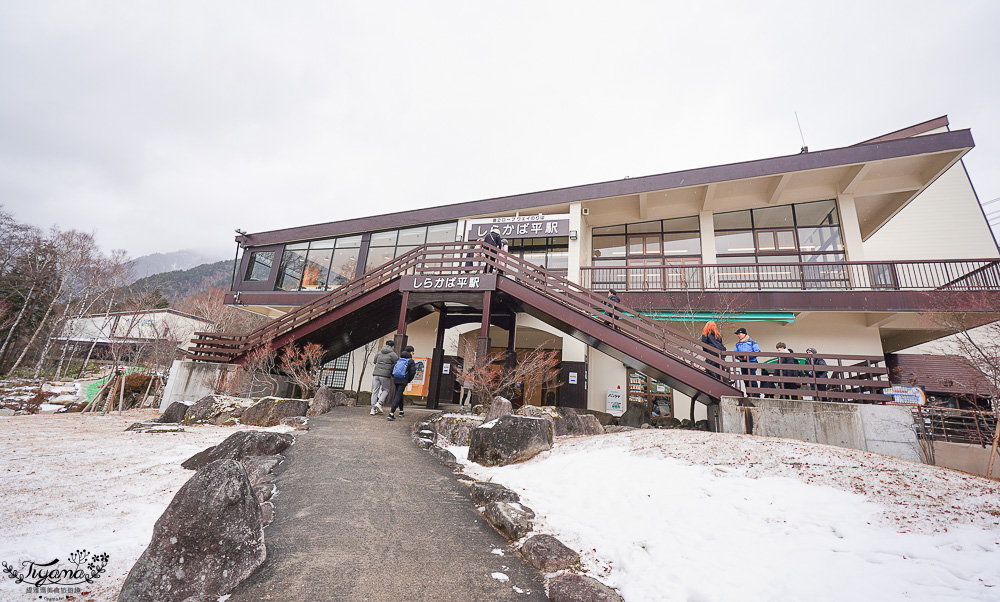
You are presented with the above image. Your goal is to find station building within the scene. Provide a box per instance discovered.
[220,116,999,419]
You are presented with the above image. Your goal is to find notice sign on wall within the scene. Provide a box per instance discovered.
[466,214,570,240]
[882,385,926,405]
[442,363,450,375]
[606,388,624,416]
[568,372,578,385]
[404,357,431,398]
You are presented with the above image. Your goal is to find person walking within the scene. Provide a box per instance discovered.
[604,289,621,327]
[700,321,727,380]
[457,365,473,411]
[733,327,761,396]
[370,340,397,415]
[805,347,829,397]
[387,345,417,421]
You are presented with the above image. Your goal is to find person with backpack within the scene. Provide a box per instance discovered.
[387,345,417,421]
[370,340,397,415]
[733,327,761,396]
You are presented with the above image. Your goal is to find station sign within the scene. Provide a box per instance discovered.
[466,214,571,240]
[882,385,926,405]
[400,274,497,292]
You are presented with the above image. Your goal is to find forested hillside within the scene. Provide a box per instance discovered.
[131,260,232,302]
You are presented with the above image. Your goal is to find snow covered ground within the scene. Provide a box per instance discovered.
[0,410,287,602]
[451,429,1000,602]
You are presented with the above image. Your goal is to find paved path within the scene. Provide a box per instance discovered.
[228,406,547,601]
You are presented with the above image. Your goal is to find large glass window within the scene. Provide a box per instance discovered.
[276,234,366,292]
[508,237,569,273]
[244,251,274,282]
[365,222,457,273]
[592,217,703,290]
[714,200,845,289]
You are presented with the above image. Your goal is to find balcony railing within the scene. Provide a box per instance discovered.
[581,258,1000,293]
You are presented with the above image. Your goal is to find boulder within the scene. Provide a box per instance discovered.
[654,416,681,428]
[279,416,309,430]
[182,431,294,470]
[253,483,274,503]
[548,574,624,602]
[183,395,254,426]
[468,414,553,466]
[158,401,191,424]
[414,437,434,449]
[577,408,618,426]
[469,481,520,506]
[520,534,580,572]
[576,414,605,436]
[618,401,652,428]
[240,455,283,485]
[259,501,275,526]
[483,501,535,540]
[471,404,485,415]
[307,387,336,416]
[604,425,637,433]
[240,397,310,427]
[126,422,185,433]
[426,413,485,446]
[483,397,513,422]
[118,460,265,602]
[429,445,459,469]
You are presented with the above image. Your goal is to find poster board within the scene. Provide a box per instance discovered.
[404,357,431,398]
[606,388,624,416]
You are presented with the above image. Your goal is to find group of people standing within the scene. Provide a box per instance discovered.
[700,321,828,398]
[370,340,418,421]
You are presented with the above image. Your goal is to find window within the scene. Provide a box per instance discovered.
[276,234,365,292]
[364,222,458,272]
[244,251,274,282]
[319,354,350,389]
[508,237,569,273]
[592,217,703,290]
[714,200,845,289]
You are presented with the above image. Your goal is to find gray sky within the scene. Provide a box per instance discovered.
[2,1,998,261]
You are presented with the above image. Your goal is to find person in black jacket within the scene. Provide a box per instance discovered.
[700,321,727,381]
[482,226,503,273]
[388,346,418,421]
[805,347,829,396]
[776,342,802,399]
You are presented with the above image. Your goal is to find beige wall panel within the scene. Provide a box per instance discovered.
[587,347,626,411]
[863,163,999,260]
[723,313,884,358]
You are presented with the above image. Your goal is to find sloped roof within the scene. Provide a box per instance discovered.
[886,353,997,397]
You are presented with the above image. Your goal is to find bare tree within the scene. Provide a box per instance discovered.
[280,342,326,398]
[457,338,561,407]
[353,339,379,394]
[174,286,268,334]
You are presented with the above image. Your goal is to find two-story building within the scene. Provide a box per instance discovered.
[218,116,999,419]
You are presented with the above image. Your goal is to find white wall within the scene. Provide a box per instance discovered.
[864,162,999,260]
[587,347,627,412]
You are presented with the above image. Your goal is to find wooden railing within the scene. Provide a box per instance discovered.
[581,258,1000,293]
[191,243,892,402]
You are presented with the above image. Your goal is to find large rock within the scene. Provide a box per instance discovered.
[158,401,191,424]
[577,408,618,426]
[241,397,310,427]
[548,574,623,602]
[240,455,283,485]
[483,501,535,540]
[307,387,337,416]
[429,445,459,470]
[469,415,553,466]
[520,534,580,572]
[182,431,294,470]
[469,481,520,506]
[126,422,184,433]
[515,406,603,437]
[618,401,652,428]
[183,395,255,426]
[484,397,513,422]
[118,460,265,602]
[604,425,637,433]
[279,416,309,430]
[426,413,485,446]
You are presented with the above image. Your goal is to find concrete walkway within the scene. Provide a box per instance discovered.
[228,406,547,601]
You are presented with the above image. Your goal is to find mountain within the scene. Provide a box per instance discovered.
[129,250,224,282]
[130,260,233,302]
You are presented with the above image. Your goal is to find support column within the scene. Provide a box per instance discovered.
[389,292,409,409]
[837,194,866,262]
[474,291,493,406]
[426,308,448,409]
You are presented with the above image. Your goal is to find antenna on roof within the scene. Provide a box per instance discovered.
[795,112,808,153]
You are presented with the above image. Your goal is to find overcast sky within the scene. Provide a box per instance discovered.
[2,1,998,261]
